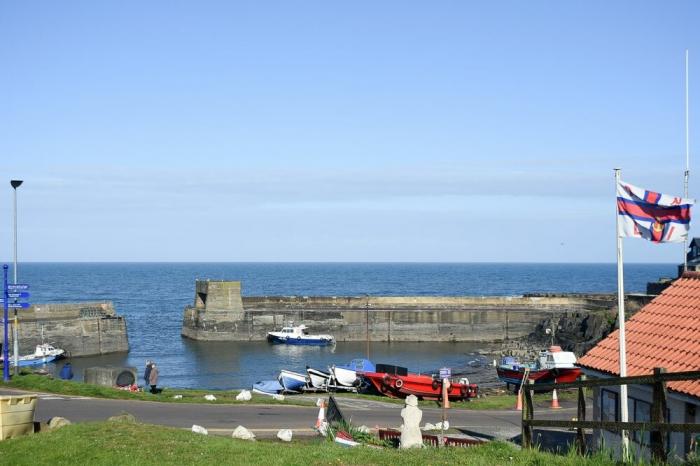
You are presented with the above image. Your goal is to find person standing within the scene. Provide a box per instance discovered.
[149,362,159,394]
[144,360,152,388]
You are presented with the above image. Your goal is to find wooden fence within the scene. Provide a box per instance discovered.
[521,368,700,463]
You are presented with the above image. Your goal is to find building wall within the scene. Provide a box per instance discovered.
[591,380,699,461]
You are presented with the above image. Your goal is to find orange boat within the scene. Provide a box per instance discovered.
[363,371,478,401]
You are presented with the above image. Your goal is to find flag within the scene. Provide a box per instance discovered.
[617,180,694,243]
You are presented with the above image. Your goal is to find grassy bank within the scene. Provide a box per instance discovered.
[5,372,575,410]
[0,421,619,466]
[5,373,312,406]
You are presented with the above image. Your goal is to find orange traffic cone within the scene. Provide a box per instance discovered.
[315,400,326,428]
[551,388,561,409]
[515,389,523,411]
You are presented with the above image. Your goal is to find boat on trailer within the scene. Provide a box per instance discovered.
[278,369,308,392]
[267,323,335,346]
[363,370,479,401]
[496,345,582,390]
[306,366,332,389]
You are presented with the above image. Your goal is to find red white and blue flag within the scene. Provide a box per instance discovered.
[617,181,694,243]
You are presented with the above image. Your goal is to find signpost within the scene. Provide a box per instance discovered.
[1,269,30,382]
[2,265,8,382]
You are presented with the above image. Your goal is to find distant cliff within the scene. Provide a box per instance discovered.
[8,302,129,357]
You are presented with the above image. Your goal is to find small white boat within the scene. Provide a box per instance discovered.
[1,343,65,367]
[306,366,332,389]
[331,365,358,387]
[267,323,335,346]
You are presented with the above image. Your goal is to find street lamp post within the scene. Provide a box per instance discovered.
[365,294,370,360]
[11,180,23,375]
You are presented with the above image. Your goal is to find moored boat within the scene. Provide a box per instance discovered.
[1,343,65,367]
[267,323,335,346]
[496,346,582,389]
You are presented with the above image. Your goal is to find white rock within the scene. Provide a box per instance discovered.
[236,390,252,401]
[357,425,371,434]
[422,422,436,431]
[277,429,293,442]
[172,395,183,399]
[435,420,449,430]
[232,425,256,441]
[272,394,285,401]
[204,394,217,401]
[191,425,208,435]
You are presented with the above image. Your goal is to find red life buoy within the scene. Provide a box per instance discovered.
[394,378,404,389]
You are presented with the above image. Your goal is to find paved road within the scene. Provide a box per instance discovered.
[0,388,577,439]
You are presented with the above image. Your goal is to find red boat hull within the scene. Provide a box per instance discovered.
[496,366,581,387]
[363,372,478,401]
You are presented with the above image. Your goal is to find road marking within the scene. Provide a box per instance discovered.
[38,396,66,400]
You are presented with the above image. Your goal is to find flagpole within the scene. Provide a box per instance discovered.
[614,168,630,460]
[685,49,690,271]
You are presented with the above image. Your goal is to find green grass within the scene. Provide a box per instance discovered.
[333,390,578,410]
[0,421,621,466]
[4,373,314,407]
[4,372,576,411]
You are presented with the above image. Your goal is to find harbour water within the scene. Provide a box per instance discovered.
[14,262,673,389]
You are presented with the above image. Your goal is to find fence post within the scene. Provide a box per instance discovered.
[577,375,587,455]
[651,367,668,463]
[522,378,534,449]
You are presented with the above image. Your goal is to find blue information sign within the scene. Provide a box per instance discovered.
[6,292,29,299]
[7,284,29,291]
[7,303,30,309]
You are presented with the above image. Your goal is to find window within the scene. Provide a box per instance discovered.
[602,389,619,422]
[632,398,651,445]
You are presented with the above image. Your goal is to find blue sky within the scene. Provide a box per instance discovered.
[0,1,698,262]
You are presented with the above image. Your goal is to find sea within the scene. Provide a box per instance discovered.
[10,262,674,390]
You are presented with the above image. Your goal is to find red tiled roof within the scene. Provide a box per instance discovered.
[578,271,700,399]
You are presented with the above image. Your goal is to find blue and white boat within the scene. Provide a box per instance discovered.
[278,369,308,392]
[1,343,65,367]
[267,323,335,346]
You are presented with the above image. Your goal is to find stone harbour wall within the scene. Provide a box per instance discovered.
[181,280,646,343]
[6,302,129,357]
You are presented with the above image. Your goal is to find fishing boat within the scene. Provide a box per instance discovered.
[306,366,332,389]
[252,380,285,395]
[1,343,65,367]
[496,345,582,389]
[363,371,478,401]
[266,323,335,346]
[278,369,308,392]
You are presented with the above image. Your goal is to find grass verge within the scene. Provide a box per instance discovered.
[4,372,576,410]
[0,421,620,466]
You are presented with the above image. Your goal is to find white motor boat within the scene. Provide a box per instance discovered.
[1,343,65,367]
[267,323,335,346]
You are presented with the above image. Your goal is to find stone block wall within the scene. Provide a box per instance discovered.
[5,302,129,357]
